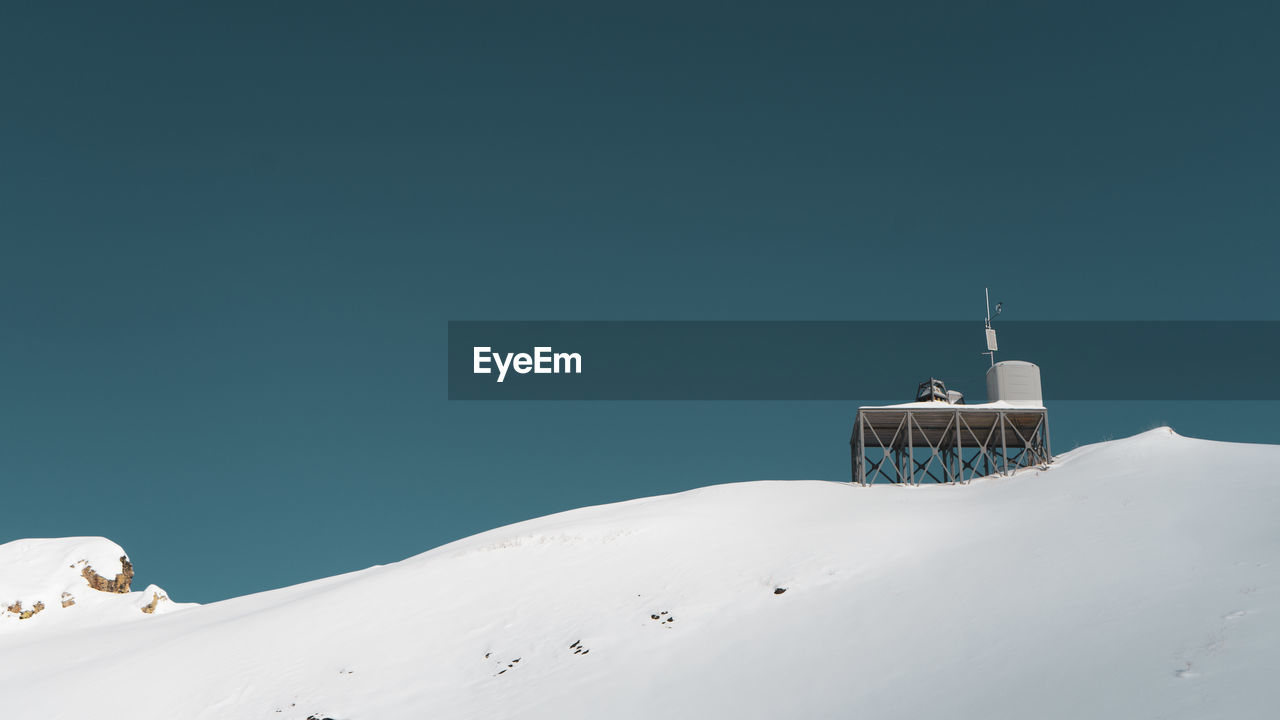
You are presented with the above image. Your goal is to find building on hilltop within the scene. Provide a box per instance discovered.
[849,292,1051,485]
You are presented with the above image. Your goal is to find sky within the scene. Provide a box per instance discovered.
[2,2,1278,602]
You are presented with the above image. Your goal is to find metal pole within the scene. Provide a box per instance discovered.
[984,288,995,368]
[907,410,915,486]
[850,416,857,484]
[857,414,866,485]
[1041,410,1052,465]
[1000,411,1008,475]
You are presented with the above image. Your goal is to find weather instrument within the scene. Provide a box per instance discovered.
[983,288,1001,367]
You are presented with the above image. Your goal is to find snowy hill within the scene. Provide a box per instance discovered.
[1,428,1277,719]
[0,537,185,632]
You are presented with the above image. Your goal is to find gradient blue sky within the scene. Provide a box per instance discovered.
[2,2,1277,601]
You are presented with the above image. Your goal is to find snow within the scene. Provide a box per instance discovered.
[0,537,188,634]
[861,399,1045,409]
[0,537,127,600]
[1,428,1277,719]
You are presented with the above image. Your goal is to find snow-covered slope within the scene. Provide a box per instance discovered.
[1,428,1277,719]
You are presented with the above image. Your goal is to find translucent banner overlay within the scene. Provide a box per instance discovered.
[448,321,1280,400]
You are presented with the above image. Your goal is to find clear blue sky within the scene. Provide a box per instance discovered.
[2,2,1277,601]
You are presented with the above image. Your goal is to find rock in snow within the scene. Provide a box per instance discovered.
[0,537,186,631]
[0,428,1277,719]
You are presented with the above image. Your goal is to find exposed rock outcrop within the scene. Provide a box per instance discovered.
[81,556,133,593]
[139,590,168,614]
[5,601,46,620]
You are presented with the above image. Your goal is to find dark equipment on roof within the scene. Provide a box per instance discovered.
[916,377,949,403]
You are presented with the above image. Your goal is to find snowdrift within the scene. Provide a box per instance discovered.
[1,428,1277,719]
[0,537,184,632]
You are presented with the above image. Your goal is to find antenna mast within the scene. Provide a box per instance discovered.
[983,288,999,367]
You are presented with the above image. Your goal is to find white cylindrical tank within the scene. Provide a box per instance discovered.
[986,361,1043,405]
